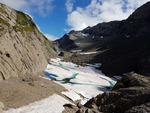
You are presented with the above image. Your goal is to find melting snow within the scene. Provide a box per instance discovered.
[4,58,118,113]
[44,58,117,104]
[3,94,72,113]
[70,50,82,53]
[78,32,89,37]
[80,51,100,55]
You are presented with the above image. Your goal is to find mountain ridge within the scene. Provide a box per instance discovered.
[56,1,150,77]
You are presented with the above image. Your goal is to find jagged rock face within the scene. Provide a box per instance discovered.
[55,33,77,51]
[56,2,150,76]
[0,3,56,80]
[73,73,150,113]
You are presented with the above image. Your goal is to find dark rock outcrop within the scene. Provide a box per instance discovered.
[0,3,56,80]
[67,73,150,113]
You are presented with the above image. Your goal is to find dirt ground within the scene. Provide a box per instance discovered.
[0,72,67,110]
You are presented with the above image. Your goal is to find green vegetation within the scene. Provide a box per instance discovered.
[44,38,47,46]
[0,4,6,14]
[16,11,28,25]
[134,73,145,78]
[42,37,55,53]
[0,18,10,27]
[62,51,67,54]
[16,11,36,33]
[0,27,4,31]
[134,73,150,80]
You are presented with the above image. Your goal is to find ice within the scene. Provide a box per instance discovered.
[44,58,117,104]
[62,91,81,101]
[4,58,118,113]
[3,94,72,113]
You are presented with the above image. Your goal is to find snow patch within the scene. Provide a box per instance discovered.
[80,51,100,55]
[62,91,81,101]
[70,50,82,53]
[44,58,117,104]
[100,36,103,39]
[3,94,72,113]
[78,32,89,37]
[125,35,130,38]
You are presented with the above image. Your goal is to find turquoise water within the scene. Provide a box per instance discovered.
[60,73,79,83]
[99,76,114,87]
[44,72,58,80]
[45,64,114,88]
[45,72,108,87]
[68,82,102,87]
[45,71,114,88]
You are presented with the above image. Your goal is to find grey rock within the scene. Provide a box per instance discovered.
[83,73,150,113]
[0,3,56,81]
[125,102,150,113]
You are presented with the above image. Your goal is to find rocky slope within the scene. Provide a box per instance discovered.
[56,2,150,77]
[0,3,56,80]
[63,73,150,113]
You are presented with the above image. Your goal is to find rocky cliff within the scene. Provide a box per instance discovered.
[56,2,150,77]
[63,73,150,113]
[0,3,56,80]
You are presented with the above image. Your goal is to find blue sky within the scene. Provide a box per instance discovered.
[0,0,149,40]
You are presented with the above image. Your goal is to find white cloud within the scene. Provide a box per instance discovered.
[0,0,27,10]
[65,0,74,12]
[0,0,54,16]
[44,34,58,41]
[67,0,150,30]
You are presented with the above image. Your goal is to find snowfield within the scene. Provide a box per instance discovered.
[4,58,118,113]
[44,58,117,104]
[3,94,72,113]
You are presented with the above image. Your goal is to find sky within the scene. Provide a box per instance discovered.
[0,0,150,41]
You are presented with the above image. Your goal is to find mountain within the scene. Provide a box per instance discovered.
[56,2,150,77]
[0,3,56,81]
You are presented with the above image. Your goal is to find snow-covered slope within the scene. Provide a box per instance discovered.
[3,94,72,113]
[44,58,117,104]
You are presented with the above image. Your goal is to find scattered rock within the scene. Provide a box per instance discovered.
[28,82,35,87]
[63,104,74,108]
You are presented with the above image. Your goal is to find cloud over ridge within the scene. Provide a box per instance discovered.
[66,0,150,30]
[0,0,54,16]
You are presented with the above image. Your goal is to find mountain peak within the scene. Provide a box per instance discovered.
[128,2,150,21]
